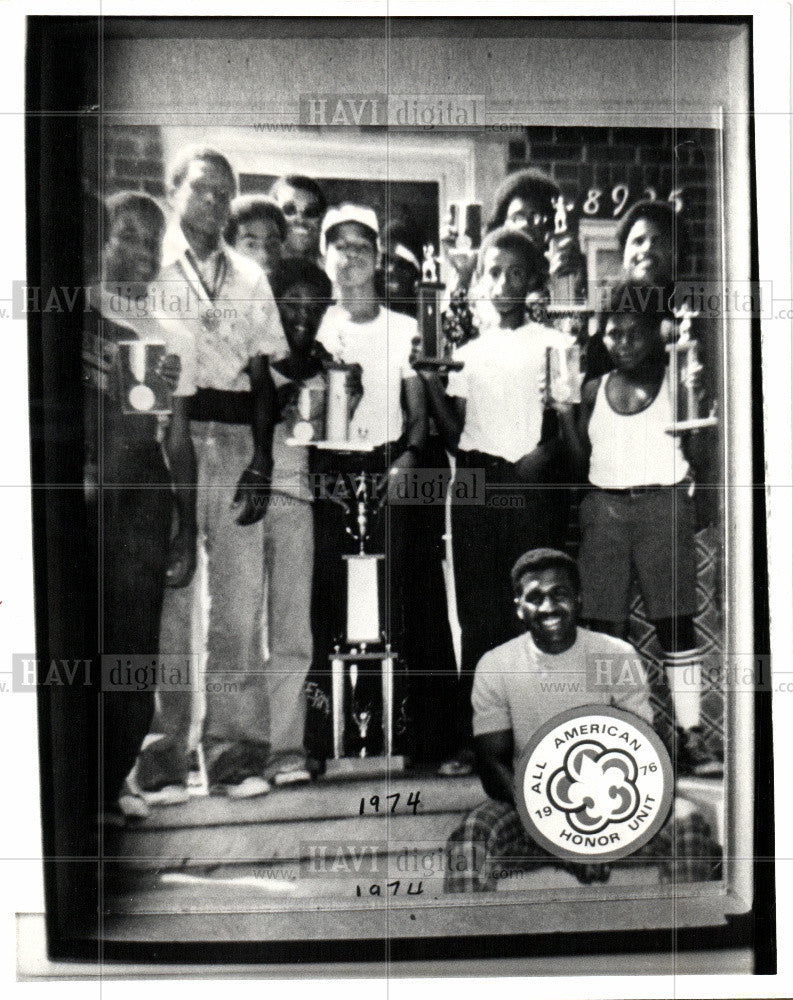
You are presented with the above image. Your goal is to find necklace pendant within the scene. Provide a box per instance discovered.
[201,310,220,334]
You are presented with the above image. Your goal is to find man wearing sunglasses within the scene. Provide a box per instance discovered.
[269,174,327,264]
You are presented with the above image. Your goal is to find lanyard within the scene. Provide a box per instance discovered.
[180,249,227,305]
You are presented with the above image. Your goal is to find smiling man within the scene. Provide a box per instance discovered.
[444,548,721,892]
[137,145,288,802]
[269,174,327,263]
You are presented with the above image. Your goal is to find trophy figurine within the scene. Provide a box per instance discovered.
[348,663,373,759]
[327,472,403,777]
[665,306,718,434]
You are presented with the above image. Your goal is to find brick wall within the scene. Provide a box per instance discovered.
[507,126,719,279]
[99,124,167,199]
[94,123,719,280]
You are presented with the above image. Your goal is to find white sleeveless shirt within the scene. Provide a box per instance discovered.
[588,371,689,488]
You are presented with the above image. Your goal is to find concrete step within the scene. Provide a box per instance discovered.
[130,772,483,830]
[116,809,466,868]
[114,773,484,870]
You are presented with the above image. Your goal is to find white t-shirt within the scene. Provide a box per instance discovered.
[447,321,572,463]
[472,627,653,770]
[316,305,418,449]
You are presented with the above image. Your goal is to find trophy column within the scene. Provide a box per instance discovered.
[288,368,405,778]
[663,308,718,735]
[325,473,404,778]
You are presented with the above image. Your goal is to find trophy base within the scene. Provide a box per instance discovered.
[411,357,464,373]
[665,416,719,434]
[313,439,375,452]
[324,755,406,780]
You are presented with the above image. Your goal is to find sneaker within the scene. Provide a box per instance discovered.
[142,783,191,807]
[117,790,151,821]
[273,768,311,787]
[222,775,272,800]
[438,748,475,777]
[265,752,312,787]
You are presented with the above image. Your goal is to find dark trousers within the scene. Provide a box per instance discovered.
[100,443,172,806]
[452,451,554,750]
[400,436,459,765]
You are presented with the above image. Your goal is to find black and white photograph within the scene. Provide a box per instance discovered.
[5,4,792,990]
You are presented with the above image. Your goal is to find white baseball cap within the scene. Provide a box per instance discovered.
[320,204,380,256]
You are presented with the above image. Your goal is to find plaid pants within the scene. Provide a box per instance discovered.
[444,798,722,892]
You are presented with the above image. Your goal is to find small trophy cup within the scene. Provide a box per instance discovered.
[117,340,172,415]
[544,342,582,408]
[665,307,718,434]
[411,243,464,373]
[327,473,403,777]
[288,360,373,452]
[446,201,483,255]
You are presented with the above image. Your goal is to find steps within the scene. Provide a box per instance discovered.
[106,771,715,913]
[109,772,484,902]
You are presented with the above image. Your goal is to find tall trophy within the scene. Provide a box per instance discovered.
[409,244,462,373]
[413,201,483,371]
[544,195,592,334]
[665,306,718,434]
[327,473,403,778]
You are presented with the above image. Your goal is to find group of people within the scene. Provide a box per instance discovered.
[85,145,720,888]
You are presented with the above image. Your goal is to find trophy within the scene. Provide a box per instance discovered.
[348,662,376,759]
[546,195,585,310]
[117,340,172,415]
[327,473,403,777]
[287,360,373,452]
[665,306,718,434]
[544,341,582,408]
[411,243,464,373]
[446,201,483,254]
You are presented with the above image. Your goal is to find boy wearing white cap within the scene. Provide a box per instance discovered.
[303,205,427,769]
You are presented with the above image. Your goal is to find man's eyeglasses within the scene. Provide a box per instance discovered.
[515,585,575,608]
[281,201,323,220]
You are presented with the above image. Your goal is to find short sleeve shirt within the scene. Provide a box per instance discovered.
[472,627,654,770]
[447,321,573,463]
[153,225,287,392]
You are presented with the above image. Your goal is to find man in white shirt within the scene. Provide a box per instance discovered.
[137,146,289,800]
[445,548,722,891]
[303,205,426,768]
[419,227,572,775]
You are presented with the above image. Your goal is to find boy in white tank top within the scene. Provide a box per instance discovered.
[553,281,707,756]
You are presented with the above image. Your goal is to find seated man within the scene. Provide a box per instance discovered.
[445,548,722,892]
